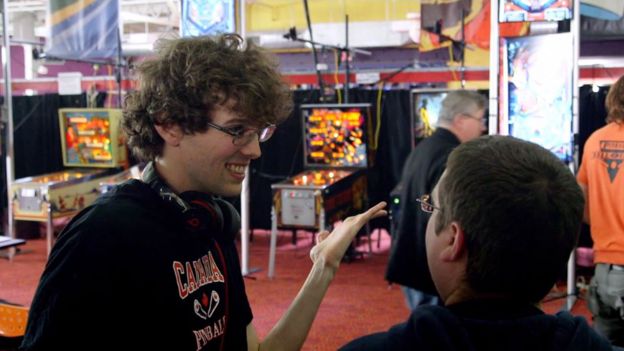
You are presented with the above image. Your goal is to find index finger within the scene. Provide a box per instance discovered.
[354,201,387,223]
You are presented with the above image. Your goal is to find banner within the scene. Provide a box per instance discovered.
[420,0,528,54]
[181,0,236,37]
[47,0,120,61]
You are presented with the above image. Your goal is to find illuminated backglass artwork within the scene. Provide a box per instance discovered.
[411,89,450,140]
[500,33,573,162]
[301,104,370,168]
[500,0,572,22]
[59,108,126,168]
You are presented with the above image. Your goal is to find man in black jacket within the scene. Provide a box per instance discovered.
[387,90,487,309]
[342,136,612,351]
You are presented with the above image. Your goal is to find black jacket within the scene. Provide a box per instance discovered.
[340,299,613,351]
[385,128,460,292]
[21,180,252,351]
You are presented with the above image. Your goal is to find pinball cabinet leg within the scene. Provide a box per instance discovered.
[46,202,53,257]
[366,222,373,254]
[7,204,16,261]
[364,195,373,254]
[268,205,278,279]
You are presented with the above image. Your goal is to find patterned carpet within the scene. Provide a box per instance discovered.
[0,228,592,350]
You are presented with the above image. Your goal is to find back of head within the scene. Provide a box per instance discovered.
[122,33,293,161]
[438,90,487,125]
[606,75,624,124]
[436,136,584,303]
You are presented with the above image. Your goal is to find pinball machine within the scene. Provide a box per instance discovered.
[268,103,371,278]
[11,108,128,255]
[98,163,145,194]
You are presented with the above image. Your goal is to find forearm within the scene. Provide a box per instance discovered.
[252,202,387,351]
[259,259,336,351]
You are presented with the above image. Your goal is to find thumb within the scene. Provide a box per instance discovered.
[315,230,330,244]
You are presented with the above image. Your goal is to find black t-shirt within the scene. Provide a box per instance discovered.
[21,180,253,351]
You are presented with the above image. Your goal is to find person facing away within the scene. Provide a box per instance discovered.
[20,34,387,351]
[577,74,624,347]
[342,135,613,351]
[386,90,487,310]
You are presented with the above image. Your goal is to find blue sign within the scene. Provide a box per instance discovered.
[181,0,236,37]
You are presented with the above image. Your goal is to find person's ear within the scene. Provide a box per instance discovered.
[154,124,183,147]
[440,221,466,262]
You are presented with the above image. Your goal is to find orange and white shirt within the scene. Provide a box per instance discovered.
[577,122,624,265]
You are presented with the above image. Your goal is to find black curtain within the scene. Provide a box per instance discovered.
[578,85,609,162]
[0,93,105,212]
[12,94,85,179]
[249,88,412,229]
[577,85,609,249]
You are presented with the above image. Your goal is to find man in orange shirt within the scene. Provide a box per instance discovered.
[577,74,624,347]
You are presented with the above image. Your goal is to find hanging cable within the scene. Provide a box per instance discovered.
[368,62,413,86]
[107,64,115,108]
[448,45,459,82]
[372,82,384,151]
[333,49,342,104]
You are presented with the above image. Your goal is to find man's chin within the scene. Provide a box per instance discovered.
[217,184,242,198]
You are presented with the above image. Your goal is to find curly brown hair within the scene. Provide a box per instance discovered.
[122,33,293,161]
[606,75,624,124]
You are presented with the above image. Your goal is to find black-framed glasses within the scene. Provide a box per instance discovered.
[416,194,440,214]
[205,121,276,146]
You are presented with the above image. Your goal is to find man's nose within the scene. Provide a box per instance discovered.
[240,136,262,159]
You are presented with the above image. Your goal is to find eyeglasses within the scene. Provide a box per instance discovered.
[416,194,440,214]
[205,121,276,146]
[461,112,487,125]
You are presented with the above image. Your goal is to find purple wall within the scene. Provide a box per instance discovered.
[0,45,25,79]
[0,44,119,80]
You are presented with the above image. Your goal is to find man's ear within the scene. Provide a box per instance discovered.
[154,124,183,147]
[440,221,466,262]
[451,114,466,129]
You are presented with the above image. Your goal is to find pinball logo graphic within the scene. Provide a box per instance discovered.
[172,252,227,348]
[595,141,624,182]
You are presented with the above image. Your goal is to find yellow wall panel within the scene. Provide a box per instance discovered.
[246,0,421,32]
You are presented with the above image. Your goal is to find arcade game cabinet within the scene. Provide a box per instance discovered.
[11,108,127,254]
[268,103,371,278]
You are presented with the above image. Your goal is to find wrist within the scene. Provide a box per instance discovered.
[311,257,337,281]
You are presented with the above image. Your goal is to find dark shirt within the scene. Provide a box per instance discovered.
[386,128,460,292]
[21,179,252,351]
[340,299,613,351]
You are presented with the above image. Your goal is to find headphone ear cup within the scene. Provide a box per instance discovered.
[184,198,224,233]
[214,199,240,238]
[182,209,206,232]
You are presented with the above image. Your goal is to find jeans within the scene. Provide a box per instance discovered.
[589,263,624,347]
[401,286,439,310]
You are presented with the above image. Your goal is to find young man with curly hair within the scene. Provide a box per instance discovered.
[21,34,386,351]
